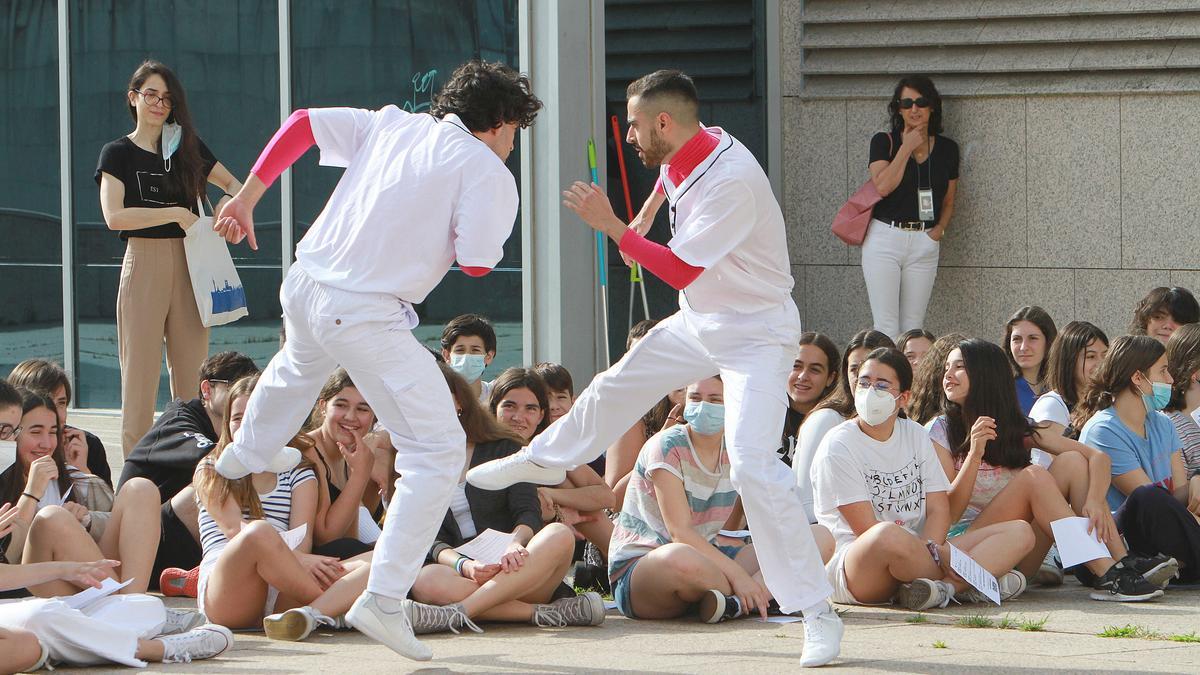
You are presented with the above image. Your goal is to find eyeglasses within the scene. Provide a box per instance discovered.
[132,89,173,108]
[898,97,931,110]
[856,378,895,393]
[206,379,231,385]
[0,424,20,441]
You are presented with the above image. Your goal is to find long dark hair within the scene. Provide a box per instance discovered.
[1165,324,1200,413]
[943,339,1033,469]
[1073,336,1165,430]
[797,331,841,404]
[0,390,75,508]
[888,75,944,135]
[1044,321,1108,413]
[1003,306,1058,386]
[439,363,524,447]
[863,347,914,393]
[488,367,551,437]
[813,329,895,418]
[127,60,206,205]
[907,332,967,425]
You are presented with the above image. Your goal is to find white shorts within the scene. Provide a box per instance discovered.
[825,544,892,607]
[197,547,279,619]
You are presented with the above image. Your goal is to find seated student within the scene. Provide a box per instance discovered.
[1130,286,1200,345]
[118,351,258,594]
[533,362,575,425]
[610,376,833,622]
[780,332,839,468]
[1003,306,1057,416]
[3,390,162,596]
[905,333,967,425]
[193,374,375,636]
[930,339,1168,600]
[1164,324,1200,478]
[1030,321,1108,449]
[405,364,604,634]
[811,348,1033,610]
[793,330,894,522]
[441,313,499,403]
[896,329,936,368]
[490,368,615,559]
[1077,335,1200,584]
[302,369,389,557]
[604,320,686,508]
[8,359,111,486]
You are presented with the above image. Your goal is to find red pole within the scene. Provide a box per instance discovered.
[611,115,635,221]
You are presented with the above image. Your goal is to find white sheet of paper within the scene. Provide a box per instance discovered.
[45,484,73,508]
[949,543,1000,605]
[62,577,133,610]
[280,523,307,550]
[603,600,618,611]
[756,615,804,624]
[1050,516,1111,568]
[453,528,517,565]
[718,529,752,539]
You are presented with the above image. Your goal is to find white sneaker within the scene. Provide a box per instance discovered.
[159,624,234,663]
[956,570,1026,604]
[264,606,340,642]
[160,607,206,636]
[346,592,432,661]
[896,578,955,611]
[214,445,301,479]
[799,607,843,667]
[465,448,567,490]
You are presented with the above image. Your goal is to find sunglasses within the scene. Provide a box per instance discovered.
[898,97,931,109]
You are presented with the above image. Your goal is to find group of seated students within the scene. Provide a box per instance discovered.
[3,285,1200,669]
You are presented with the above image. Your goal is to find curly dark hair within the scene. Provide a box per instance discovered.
[431,60,542,132]
[1130,286,1200,335]
[888,75,944,135]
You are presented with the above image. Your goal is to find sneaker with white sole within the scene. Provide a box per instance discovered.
[159,624,234,663]
[896,578,956,611]
[465,448,567,490]
[1090,564,1164,602]
[214,445,302,479]
[405,601,482,635]
[799,607,843,668]
[263,606,341,642]
[696,590,745,624]
[531,591,606,627]
[956,570,1026,604]
[160,608,206,636]
[345,592,432,661]
[1122,554,1179,589]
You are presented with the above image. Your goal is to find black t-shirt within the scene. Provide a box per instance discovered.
[869,131,959,223]
[118,398,217,503]
[776,406,806,467]
[94,136,218,239]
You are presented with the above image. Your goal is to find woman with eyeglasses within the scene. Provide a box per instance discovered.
[95,60,243,457]
[862,76,960,339]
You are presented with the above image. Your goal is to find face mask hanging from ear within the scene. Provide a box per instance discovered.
[162,121,183,172]
[1137,376,1172,412]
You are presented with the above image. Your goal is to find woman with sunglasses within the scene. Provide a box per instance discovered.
[862,76,960,339]
[95,60,243,456]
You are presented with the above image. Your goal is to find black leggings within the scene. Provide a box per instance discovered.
[1116,484,1200,581]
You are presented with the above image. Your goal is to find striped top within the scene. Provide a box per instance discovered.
[1167,411,1200,479]
[197,466,316,558]
[608,425,736,582]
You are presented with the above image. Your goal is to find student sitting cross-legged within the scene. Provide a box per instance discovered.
[811,347,1035,611]
[403,364,605,635]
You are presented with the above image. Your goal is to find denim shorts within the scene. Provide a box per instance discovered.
[613,543,744,619]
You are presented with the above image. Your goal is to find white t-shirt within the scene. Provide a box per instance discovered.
[297,107,518,304]
[793,407,848,523]
[449,482,477,539]
[811,418,951,549]
[1029,390,1070,468]
[662,130,793,315]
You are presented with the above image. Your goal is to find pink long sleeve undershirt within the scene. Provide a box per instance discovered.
[617,229,704,290]
[250,109,491,277]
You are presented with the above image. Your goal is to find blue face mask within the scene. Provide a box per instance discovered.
[683,401,725,436]
[1139,378,1172,412]
[449,353,487,383]
[161,121,182,171]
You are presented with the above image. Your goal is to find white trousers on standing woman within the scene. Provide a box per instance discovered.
[527,298,833,613]
[861,219,940,339]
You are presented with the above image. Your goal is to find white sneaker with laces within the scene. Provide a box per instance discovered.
[799,607,843,667]
[214,445,302,479]
[160,607,206,636]
[465,448,567,490]
[956,570,1027,604]
[264,606,340,642]
[896,578,956,611]
[346,592,432,661]
[159,624,234,663]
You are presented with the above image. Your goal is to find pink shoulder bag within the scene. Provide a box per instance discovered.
[831,132,894,246]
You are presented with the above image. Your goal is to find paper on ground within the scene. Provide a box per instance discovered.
[948,543,1000,605]
[603,600,618,611]
[1050,516,1110,568]
[718,529,752,539]
[453,529,517,565]
[756,615,803,624]
[62,577,133,610]
[280,523,307,550]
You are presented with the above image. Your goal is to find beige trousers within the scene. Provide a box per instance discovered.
[117,237,209,456]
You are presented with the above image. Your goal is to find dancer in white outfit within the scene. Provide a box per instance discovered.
[209,61,541,661]
[467,70,843,667]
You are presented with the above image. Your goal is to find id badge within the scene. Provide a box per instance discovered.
[917,188,935,222]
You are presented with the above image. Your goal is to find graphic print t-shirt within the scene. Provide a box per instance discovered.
[94,135,217,239]
[811,418,951,549]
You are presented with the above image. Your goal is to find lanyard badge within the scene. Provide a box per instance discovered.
[916,148,934,221]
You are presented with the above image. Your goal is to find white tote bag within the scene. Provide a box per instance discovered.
[183,197,249,327]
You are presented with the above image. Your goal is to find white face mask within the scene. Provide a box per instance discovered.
[161,121,183,171]
[854,386,897,426]
[0,440,15,470]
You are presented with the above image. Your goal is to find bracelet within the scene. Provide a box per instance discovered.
[454,556,470,577]
[221,192,234,200]
[926,540,942,567]
[21,492,39,503]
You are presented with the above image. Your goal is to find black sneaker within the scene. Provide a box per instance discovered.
[570,561,611,595]
[697,589,744,623]
[1090,564,1165,602]
[1121,554,1179,589]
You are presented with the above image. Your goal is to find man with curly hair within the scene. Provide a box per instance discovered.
[209,60,541,661]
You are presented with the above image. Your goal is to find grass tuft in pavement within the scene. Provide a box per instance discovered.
[932,640,948,649]
[1098,624,1160,639]
[1169,632,1200,643]
[956,614,995,629]
[997,614,1048,632]
[906,613,928,624]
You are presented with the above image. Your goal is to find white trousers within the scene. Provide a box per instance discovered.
[529,299,833,612]
[226,265,464,600]
[0,594,165,667]
[861,219,940,339]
